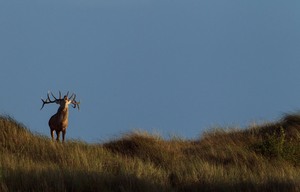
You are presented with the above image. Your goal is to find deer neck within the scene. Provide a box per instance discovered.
[56,105,69,121]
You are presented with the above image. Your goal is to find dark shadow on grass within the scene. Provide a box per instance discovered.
[2,168,168,192]
[173,178,299,192]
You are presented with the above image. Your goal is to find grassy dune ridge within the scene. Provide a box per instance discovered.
[0,114,300,191]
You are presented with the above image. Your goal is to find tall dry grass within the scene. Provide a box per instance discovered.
[0,114,300,191]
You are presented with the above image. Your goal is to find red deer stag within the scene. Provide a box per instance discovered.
[41,91,80,142]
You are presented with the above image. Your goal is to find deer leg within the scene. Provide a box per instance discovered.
[56,130,60,141]
[50,130,55,141]
[62,130,66,142]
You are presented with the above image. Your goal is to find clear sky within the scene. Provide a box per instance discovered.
[1,0,300,142]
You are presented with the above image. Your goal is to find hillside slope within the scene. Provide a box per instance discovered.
[0,114,300,191]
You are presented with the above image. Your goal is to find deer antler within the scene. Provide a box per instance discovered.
[40,91,60,110]
[70,94,80,110]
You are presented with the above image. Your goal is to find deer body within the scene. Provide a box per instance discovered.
[49,99,69,141]
[41,91,80,142]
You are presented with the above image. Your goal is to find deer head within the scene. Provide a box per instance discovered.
[41,91,80,110]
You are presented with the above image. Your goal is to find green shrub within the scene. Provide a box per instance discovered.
[251,125,300,165]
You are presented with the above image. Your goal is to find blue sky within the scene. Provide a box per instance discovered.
[1,0,300,142]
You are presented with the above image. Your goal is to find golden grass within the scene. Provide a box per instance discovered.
[0,114,300,191]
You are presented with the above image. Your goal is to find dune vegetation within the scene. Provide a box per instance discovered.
[0,114,300,191]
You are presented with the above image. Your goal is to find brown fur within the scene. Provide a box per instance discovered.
[48,101,69,141]
[41,92,80,142]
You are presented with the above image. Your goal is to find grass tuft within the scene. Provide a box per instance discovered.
[0,114,300,191]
